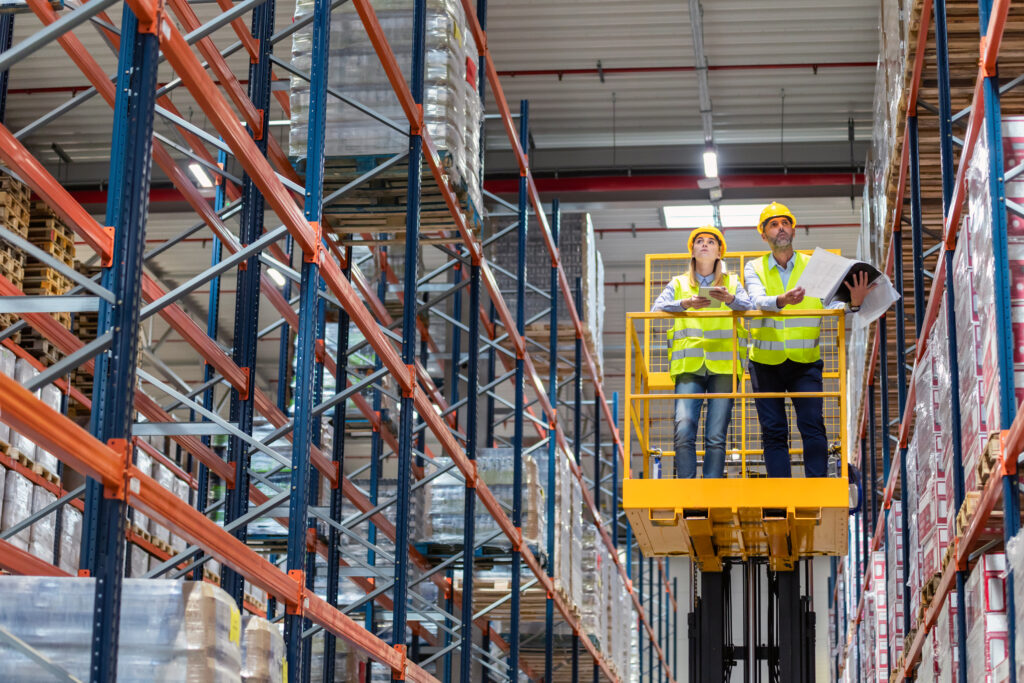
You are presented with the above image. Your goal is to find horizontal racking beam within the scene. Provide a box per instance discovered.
[0,371,441,681]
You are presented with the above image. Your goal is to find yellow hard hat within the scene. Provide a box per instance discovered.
[757,202,797,234]
[687,225,727,257]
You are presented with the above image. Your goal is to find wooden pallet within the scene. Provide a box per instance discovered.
[976,431,1002,489]
[453,576,579,624]
[956,490,982,537]
[310,154,483,245]
[0,204,29,237]
[0,246,24,287]
[921,571,941,607]
[19,332,62,367]
[22,265,72,293]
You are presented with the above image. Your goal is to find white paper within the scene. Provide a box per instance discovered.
[850,275,901,329]
[697,286,714,299]
[797,247,852,301]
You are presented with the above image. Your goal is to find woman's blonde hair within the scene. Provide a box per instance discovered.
[687,234,727,288]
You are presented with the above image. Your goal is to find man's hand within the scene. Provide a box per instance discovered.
[708,287,735,304]
[684,295,712,309]
[844,271,874,308]
[775,287,805,308]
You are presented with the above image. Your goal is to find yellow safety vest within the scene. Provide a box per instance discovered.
[748,252,823,364]
[666,273,745,377]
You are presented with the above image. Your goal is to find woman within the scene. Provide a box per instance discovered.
[650,225,752,478]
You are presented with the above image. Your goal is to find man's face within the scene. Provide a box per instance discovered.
[761,216,794,248]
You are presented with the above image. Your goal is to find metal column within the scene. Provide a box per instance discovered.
[935,2,971,676]
[458,257,482,682]
[82,7,159,680]
[222,0,276,607]
[507,98,529,681]
[612,391,619,549]
[324,251,351,682]
[284,0,329,675]
[544,200,560,683]
[978,4,1020,681]
[391,0,426,676]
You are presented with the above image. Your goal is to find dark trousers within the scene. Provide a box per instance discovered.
[749,359,828,478]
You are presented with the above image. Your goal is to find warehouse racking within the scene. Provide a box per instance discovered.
[0,0,677,681]
[835,0,1024,680]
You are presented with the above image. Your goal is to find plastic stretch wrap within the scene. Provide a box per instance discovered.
[28,485,55,562]
[289,0,482,212]
[965,553,1008,682]
[886,501,905,661]
[579,522,602,643]
[1,469,32,549]
[170,476,191,554]
[128,543,148,577]
[423,448,544,550]
[489,212,605,376]
[569,469,583,612]
[918,631,937,683]
[148,463,175,544]
[0,346,13,443]
[133,450,154,536]
[935,594,959,683]
[33,384,61,474]
[10,358,38,461]
[0,578,243,681]
[58,504,82,574]
[308,629,367,682]
[1008,532,1024,681]
[241,615,285,683]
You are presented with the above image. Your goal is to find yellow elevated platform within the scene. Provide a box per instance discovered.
[623,252,850,572]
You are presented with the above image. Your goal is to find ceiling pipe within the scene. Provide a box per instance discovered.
[483,172,864,195]
[495,62,874,79]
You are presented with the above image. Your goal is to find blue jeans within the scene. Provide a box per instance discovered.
[749,359,828,478]
[673,372,734,478]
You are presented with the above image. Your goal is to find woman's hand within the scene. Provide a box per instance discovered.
[708,287,735,304]
[684,295,712,309]
[844,271,874,308]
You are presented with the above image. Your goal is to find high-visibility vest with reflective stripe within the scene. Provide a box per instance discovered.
[748,252,823,364]
[666,273,745,377]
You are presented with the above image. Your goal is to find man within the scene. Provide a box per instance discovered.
[744,202,871,478]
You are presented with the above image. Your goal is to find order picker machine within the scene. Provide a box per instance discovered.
[623,252,853,682]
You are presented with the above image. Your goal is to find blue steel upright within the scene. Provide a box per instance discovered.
[284,0,330,676]
[324,246,352,681]
[612,392,619,549]
[978,2,1020,681]
[508,98,529,682]
[222,0,276,608]
[935,2,971,677]
[390,0,426,677]
[0,13,12,123]
[545,200,560,683]
[81,6,159,680]
[459,255,482,682]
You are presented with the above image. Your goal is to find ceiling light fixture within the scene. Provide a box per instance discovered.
[188,162,214,189]
[663,203,765,229]
[267,268,287,287]
[702,148,718,179]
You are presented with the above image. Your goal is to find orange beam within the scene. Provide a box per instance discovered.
[0,124,112,265]
[0,538,70,577]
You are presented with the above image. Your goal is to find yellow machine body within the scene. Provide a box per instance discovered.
[623,251,850,572]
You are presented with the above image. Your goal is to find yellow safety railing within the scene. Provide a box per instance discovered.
[626,250,847,482]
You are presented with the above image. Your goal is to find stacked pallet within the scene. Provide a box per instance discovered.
[0,174,30,335]
[11,201,77,366]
